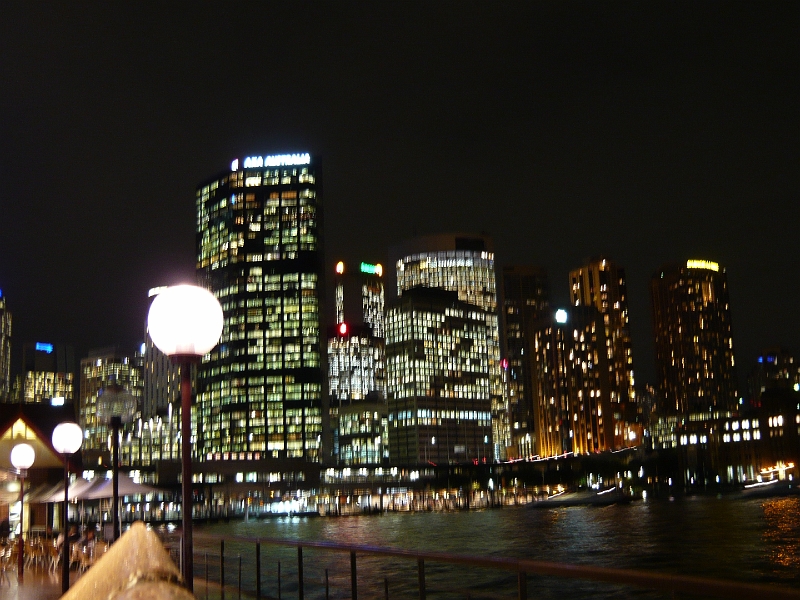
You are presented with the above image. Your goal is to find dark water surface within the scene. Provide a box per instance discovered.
[196,495,800,598]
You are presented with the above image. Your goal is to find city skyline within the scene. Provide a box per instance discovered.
[1,3,797,393]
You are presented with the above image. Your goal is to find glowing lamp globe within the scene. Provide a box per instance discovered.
[147,285,223,357]
[52,422,83,455]
[10,443,35,471]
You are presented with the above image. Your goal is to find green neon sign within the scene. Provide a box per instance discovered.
[360,262,383,276]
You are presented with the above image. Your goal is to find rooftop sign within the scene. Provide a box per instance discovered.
[360,262,383,276]
[686,259,719,272]
[35,342,54,353]
[232,153,311,171]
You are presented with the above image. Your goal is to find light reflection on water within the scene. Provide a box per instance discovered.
[197,496,799,598]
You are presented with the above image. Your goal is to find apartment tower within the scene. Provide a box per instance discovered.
[651,260,738,417]
[500,265,549,459]
[569,257,637,446]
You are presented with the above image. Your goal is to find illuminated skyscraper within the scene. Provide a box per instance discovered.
[389,234,504,459]
[386,288,493,465]
[79,347,143,465]
[570,257,637,447]
[20,342,75,405]
[333,261,385,338]
[329,261,386,464]
[0,290,10,402]
[196,153,325,475]
[531,307,613,457]
[651,260,738,417]
[500,265,549,459]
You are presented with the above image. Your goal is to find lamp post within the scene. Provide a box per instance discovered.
[147,284,223,591]
[10,443,35,580]
[52,421,83,593]
[97,384,137,541]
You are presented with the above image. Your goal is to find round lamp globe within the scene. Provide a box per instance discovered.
[147,285,223,357]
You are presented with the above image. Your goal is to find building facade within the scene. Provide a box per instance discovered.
[142,287,184,421]
[569,257,637,447]
[195,153,326,484]
[389,234,503,459]
[531,307,613,457]
[19,342,75,405]
[78,347,143,466]
[385,287,493,465]
[747,347,800,407]
[329,261,387,465]
[500,265,549,459]
[651,260,738,418]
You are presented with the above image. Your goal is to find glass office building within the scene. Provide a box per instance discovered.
[196,154,325,471]
[389,234,504,459]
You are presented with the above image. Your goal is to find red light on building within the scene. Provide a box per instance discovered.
[337,322,348,336]
[335,261,345,275]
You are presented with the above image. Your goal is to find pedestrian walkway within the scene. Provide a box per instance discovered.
[0,569,79,600]
[1,571,211,600]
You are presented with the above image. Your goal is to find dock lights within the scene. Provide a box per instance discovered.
[52,422,83,593]
[148,285,223,591]
[10,443,35,579]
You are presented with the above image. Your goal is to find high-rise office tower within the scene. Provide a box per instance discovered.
[570,257,636,447]
[20,342,75,405]
[0,290,10,402]
[531,307,612,457]
[329,261,386,464]
[196,153,325,472]
[385,287,493,465]
[651,260,738,417]
[79,347,143,465]
[500,265,549,459]
[389,234,503,459]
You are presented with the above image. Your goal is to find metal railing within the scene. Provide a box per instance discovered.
[191,532,800,600]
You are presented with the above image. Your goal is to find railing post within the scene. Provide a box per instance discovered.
[205,552,209,600]
[255,542,261,600]
[417,557,426,600]
[384,577,389,600]
[350,550,358,600]
[298,546,304,600]
[238,554,242,599]
[277,560,281,600]
[220,540,225,600]
[325,568,329,600]
[518,570,527,600]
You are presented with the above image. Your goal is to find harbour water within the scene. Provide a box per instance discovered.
[195,494,800,598]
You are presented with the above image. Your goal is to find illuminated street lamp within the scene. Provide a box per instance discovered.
[147,284,223,591]
[10,443,35,579]
[97,383,137,541]
[52,421,83,593]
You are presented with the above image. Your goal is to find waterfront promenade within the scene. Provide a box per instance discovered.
[0,570,77,600]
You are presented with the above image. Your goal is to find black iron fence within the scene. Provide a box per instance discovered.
[185,532,800,600]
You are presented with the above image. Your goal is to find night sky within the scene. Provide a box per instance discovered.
[1,3,797,392]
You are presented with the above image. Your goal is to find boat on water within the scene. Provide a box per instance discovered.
[736,478,798,499]
[530,487,633,508]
